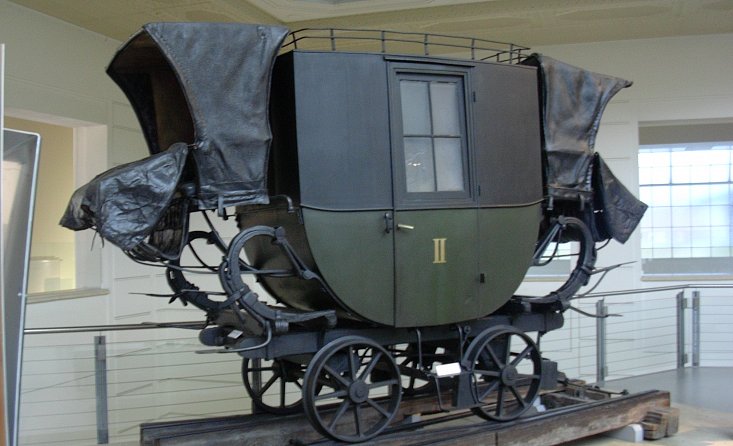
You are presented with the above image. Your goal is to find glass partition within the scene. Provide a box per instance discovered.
[2,127,41,446]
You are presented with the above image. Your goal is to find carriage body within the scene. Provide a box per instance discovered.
[240,49,543,327]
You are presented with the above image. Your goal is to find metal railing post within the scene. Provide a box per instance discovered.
[596,299,608,384]
[94,336,109,444]
[692,291,701,367]
[676,291,687,368]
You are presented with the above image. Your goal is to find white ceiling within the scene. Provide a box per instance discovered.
[9,0,733,47]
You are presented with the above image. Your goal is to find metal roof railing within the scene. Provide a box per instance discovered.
[282,28,531,64]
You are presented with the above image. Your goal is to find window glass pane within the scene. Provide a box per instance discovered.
[652,227,672,248]
[690,206,710,226]
[638,152,656,168]
[671,227,691,248]
[691,247,709,258]
[711,227,730,247]
[671,206,691,227]
[430,82,460,136]
[709,165,729,182]
[641,229,653,249]
[690,227,711,247]
[650,166,670,184]
[673,248,691,258]
[688,163,710,183]
[651,206,671,227]
[710,205,730,226]
[710,184,729,205]
[400,80,431,135]
[655,248,671,258]
[670,185,690,206]
[671,165,691,183]
[689,184,710,205]
[434,138,464,191]
[404,137,435,192]
[650,186,671,206]
[639,186,652,204]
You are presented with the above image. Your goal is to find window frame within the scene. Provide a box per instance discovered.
[638,141,733,279]
[388,63,475,210]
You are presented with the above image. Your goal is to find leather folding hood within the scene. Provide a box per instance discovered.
[522,54,647,243]
[107,22,290,210]
[61,23,289,252]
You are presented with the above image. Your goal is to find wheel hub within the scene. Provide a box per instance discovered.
[501,364,519,386]
[348,380,370,404]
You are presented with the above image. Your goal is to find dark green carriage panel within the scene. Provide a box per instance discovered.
[301,208,395,326]
[237,204,335,312]
[477,204,543,316]
[393,209,479,327]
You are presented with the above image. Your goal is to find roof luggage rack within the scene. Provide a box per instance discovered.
[282,28,530,64]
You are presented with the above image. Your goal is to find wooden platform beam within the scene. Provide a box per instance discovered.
[141,388,673,445]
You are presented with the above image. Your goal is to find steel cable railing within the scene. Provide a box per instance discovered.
[18,283,733,444]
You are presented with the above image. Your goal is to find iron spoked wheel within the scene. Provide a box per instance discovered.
[465,326,542,422]
[303,336,402,443]
[242,357,306,415]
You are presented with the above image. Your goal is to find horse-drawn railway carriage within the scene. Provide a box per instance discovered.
[61,24,647,442]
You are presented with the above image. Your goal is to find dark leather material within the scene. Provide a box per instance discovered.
[522,54,632,201]
[523,54,646,243]
[592,154,648,244]
[60,143,189,251]
[107,22,289,210]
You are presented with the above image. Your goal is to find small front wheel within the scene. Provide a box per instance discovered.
[242,357,307,415]
[465,326,542,421]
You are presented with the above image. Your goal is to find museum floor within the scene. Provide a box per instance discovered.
[566,367,733,445]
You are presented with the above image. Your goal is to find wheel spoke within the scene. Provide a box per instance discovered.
[314,389,347,401]
[359,351,383,380]
[495,385,505,416]
[368,379,399,390]
[503,335,512,365]
[517,373,541,381]
[280,377,286,407]
[259,374,279,395]
[366,398,391,419]
[323,364,351,388]
[485,344,505,368]
[509,385,528,408]
[348,346,358,378]
[511,344,533,367]
[474,368,501,378]
[478,380,500,401]
[328,399,351,431]
[353,403,363,437]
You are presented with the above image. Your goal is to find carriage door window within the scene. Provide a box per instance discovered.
[393,71,471,206]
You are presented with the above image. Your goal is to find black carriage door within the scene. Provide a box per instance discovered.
[388,63,480,327]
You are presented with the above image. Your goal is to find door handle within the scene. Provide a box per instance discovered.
[397,223,414,230]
